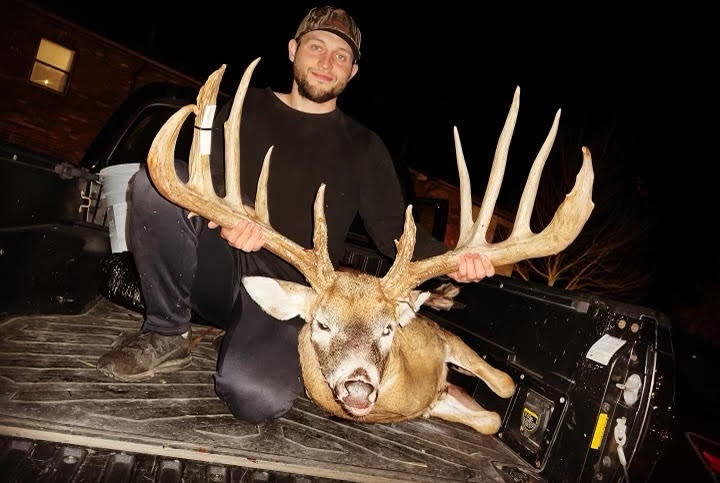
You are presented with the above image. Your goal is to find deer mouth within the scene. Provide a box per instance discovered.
[336,379,377,417]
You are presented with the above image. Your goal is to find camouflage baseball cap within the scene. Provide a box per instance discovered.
[295,6,361,61]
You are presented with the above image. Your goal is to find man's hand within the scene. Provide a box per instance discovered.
[447,253,495,283]
[205,206,265,253]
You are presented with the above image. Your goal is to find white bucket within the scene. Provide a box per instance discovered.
[99,163,141,253]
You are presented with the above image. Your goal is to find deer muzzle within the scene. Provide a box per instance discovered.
[334,368,378,417]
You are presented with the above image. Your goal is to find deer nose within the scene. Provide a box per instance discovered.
[348,368,370,381]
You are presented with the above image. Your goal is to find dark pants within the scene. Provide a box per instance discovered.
[128,165,305,423]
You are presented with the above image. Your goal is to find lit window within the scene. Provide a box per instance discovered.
[29,39,75,93]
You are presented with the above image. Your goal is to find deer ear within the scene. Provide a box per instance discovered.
[242,276,316,322]
[396,290,431,327]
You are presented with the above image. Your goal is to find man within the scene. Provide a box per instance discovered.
[97,6,494,423]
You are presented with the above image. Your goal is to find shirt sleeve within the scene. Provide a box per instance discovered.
[359,132,448,260]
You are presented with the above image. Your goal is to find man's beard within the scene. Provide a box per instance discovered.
[294,65,347,104]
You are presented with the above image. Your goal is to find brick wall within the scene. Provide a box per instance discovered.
[0,0,202,164]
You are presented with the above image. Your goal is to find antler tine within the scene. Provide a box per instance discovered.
[255,146,272,224]
[146,65,223,223]
[454,126,474,244]
[311,184,336,284]
[459,87,521,248]
[147,60,337,292]
[510,109,561,239]
[382,89,594,299]
[380,206,416,293]
[224,58,260,211]
[187,65,225,198]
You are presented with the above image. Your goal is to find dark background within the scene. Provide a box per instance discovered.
[28,1,715,311]
[27,0,720,475]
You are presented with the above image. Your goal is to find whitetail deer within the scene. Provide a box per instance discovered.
[147,59,594,434]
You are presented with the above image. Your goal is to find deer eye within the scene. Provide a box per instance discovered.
[382,324,393,336]
[315,320,330,331]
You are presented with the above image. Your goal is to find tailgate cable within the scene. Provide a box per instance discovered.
[614,417,631,482]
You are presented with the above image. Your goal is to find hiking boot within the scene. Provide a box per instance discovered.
[97,329,192,382]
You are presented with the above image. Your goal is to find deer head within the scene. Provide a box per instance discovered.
[147,60,594,417]
[241,271,431,416]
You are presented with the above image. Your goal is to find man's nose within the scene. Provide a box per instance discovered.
[318,52,331,70]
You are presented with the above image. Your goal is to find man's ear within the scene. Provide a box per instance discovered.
[349,63,359,81]
[396,290,431,327]
[242,276,316,322]
[288,38,298,62]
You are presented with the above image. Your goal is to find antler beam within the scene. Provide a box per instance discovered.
[382,87,595,298]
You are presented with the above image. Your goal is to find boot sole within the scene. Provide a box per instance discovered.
[97,355,193,383]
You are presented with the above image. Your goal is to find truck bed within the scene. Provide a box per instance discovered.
[0,298,533,482]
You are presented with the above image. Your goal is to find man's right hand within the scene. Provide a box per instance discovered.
[206,205,265,252]
[208,220,265,252]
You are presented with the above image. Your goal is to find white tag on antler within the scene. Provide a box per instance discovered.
[200,105,216,128]
[198,105,216,155]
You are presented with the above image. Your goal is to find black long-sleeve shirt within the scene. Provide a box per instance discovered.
[211,87,446,266]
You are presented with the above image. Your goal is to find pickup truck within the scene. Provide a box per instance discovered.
[0,82,687,482]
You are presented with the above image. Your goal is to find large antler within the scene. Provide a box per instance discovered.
[381,87,595,299]
[147,60,336,291]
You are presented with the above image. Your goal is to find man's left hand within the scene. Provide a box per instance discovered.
[447,253,495,283]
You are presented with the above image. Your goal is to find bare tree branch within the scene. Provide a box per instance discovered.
[496,124,656,302]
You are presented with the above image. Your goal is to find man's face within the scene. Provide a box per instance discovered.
[291,30,358,103]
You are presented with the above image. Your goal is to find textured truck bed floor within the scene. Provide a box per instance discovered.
[0,298,534,482]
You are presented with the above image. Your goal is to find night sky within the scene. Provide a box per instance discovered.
[29,1,717,331]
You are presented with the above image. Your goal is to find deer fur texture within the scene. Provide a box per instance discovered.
[243,272,515,434]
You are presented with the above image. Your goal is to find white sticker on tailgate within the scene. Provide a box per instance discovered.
[586,334,626,365]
